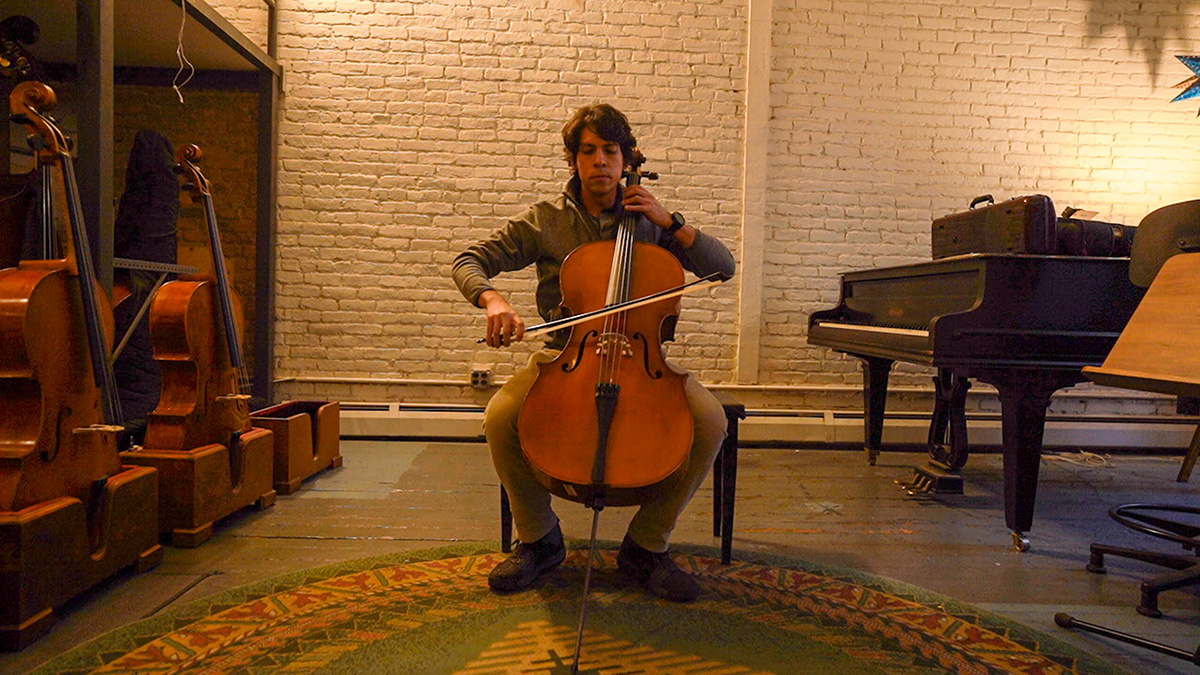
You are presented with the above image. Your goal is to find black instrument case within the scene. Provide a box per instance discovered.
[932,194,1056,259]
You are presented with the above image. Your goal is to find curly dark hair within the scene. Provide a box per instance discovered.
[561,104,637,172]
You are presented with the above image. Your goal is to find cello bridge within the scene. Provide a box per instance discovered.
[596,332,632,357]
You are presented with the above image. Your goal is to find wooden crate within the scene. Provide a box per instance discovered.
[251,401,342,495]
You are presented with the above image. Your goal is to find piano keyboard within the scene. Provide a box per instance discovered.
[811,321,930,339]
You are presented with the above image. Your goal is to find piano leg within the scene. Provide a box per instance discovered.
[860,357,893,466]
[977,368,1085,552]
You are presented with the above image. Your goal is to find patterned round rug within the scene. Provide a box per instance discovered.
[32,543,1125,674]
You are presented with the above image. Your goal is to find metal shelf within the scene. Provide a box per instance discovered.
[4,0,280,403]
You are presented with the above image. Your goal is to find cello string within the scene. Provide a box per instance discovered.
[608,208,634,386]
[599,228,618,386]
[600,221,622,386]
[607,211,632,385]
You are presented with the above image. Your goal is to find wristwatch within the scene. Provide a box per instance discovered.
[665,212,685,236]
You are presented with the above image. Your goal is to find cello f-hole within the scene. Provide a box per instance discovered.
[632,333,663,379]
[562,330,598,372]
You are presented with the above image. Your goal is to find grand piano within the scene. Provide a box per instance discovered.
[808,253,1146,550]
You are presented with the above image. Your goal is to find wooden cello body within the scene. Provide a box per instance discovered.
[519,238,692,507]
[0,82,123,513]
[121,143,274,548]
[519,152,693,509]
[0,81,161,651]
[0,259,121,510]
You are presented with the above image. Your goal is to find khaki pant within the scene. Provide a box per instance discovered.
[485,348,728,553]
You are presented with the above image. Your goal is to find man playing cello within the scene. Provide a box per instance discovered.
[452,104,736,602]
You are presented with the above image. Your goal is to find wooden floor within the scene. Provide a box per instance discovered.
[4,440,1200,674]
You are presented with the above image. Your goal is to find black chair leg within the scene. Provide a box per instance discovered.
[712,448,724,539]
[1138,564,1200,618]
[1085,504,1200,617]
[500,486,512,553]
[1056,613,1200,665]
[1088,542,1196,575]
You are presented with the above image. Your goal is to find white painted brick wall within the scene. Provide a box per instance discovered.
[203,0,1200,415]
[267,0,747,392]
[206,0,271,55]
[765,0,1200,409]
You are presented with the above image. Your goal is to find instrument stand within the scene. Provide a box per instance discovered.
[120,428,277,548]
[0,465,163,651]
[249,401,343,496]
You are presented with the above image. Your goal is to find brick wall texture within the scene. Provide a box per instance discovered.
[204,0,1200,411]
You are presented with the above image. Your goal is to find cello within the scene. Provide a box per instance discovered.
[517,150,694,671]
[0,81,123,513]
[141,143,251,453]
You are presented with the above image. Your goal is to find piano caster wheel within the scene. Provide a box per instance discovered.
[1011,532,1031,552]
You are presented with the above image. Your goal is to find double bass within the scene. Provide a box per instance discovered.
[516,151,694,672]
[0,81,123,513]
[142,144,251,454]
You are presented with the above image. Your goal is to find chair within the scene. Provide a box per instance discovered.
[500,392,746,564]
[1081,200,1200,618]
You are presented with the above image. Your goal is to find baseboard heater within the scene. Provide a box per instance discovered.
[337,403,1197,451]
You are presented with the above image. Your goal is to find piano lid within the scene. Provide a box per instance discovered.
[809,254,1145,370]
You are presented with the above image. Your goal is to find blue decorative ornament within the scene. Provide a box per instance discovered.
[1171,55,1200,112]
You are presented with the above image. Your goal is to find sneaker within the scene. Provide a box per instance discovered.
[616,534,701,602]
[488,524,566,592]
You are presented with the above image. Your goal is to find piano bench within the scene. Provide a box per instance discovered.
[499,392,746,564]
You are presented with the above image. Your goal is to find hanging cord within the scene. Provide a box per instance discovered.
[173,0,195,103]
[1043,449,1115,469]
